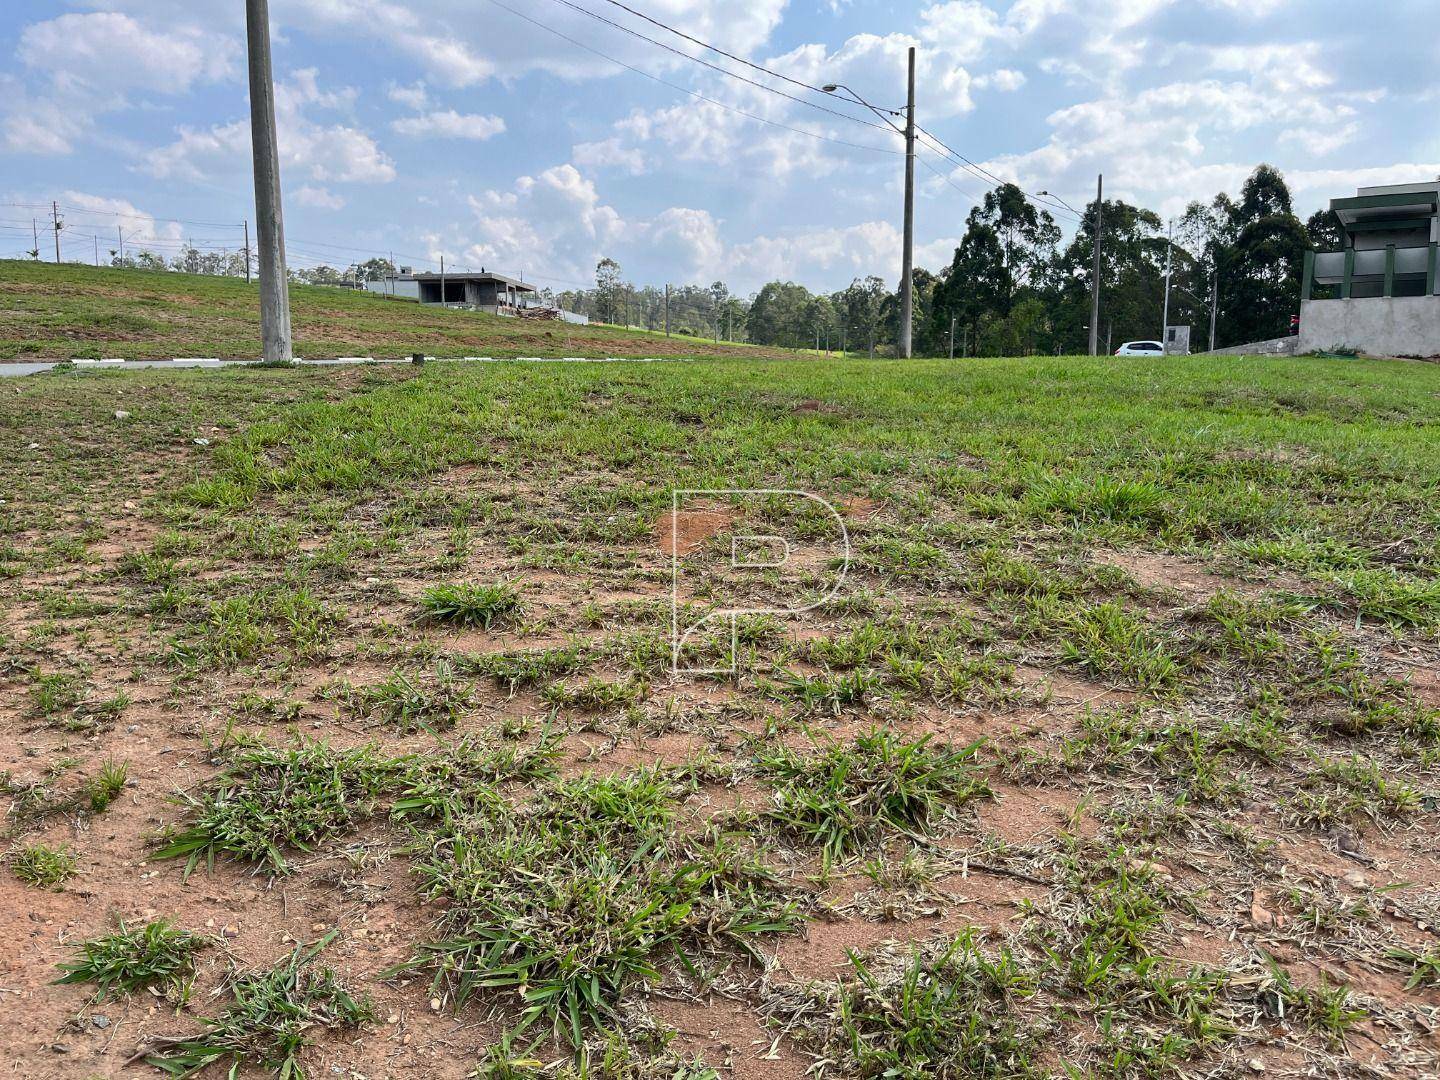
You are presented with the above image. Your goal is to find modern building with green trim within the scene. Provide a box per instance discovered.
[1299,182,1440,357]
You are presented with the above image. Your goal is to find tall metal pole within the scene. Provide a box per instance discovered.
[899,46,916,359]
[1208,274,1219,352]
[246,0,292,362]
[1160,218,1174,353]
[1088,174,1103,356]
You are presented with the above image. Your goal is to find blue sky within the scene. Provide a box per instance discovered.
[3,0,1438,294]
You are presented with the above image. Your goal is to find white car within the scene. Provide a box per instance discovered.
[1114,340,1166,356]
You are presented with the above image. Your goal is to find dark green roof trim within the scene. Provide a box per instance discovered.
[1345,217,1434,233]
[1331,191,1438,212]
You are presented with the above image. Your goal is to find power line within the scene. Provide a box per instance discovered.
[913,146,985,205]
[914,126,1081,223]
[571,0,1080,224]
[477,0,898,156]
[0,202,245,230]
[541,0,890,132]
[593,0,835,97]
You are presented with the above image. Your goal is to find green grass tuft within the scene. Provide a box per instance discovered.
[11,842,79,888]
[56,919,206,1002]
[419,581,524,628]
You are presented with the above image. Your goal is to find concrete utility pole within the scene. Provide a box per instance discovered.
[52,202,62,263]
[243,220,252,284]
[116,226,124,262]
[440,255,446,304]
[1208,274,1219,352]
[1160,218,1174,353]
[899,46,916,359]
[949,316,956,360]
[1089,174,1103,356]
[664,284,671,336]
[245,0,293,363]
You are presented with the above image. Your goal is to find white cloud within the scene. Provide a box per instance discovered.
[4,10,237,155]
[3,99,84,156]
[391,110,506,141]
[461,164,625,281]
[729,221,904,287]
[918,1,1010,62]
[574,137,648,175]
[289,0,786,85]
[294,185,346,210]
[1006,0,1074,34]
[974,68,1027,92]
[17,12,234,96]
[148,70,395,184]
[57,191,183,244]
[1279,122,1360,158]
[387,82,430,110]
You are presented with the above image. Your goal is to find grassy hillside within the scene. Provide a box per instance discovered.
[0,259,801,360]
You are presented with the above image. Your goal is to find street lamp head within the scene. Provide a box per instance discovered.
[821,84,838,93]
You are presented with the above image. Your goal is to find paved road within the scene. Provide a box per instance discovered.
[0,356,704,378]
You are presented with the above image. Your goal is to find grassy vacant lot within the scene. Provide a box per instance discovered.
[0,260,795,361]
[2,354,1439,1078]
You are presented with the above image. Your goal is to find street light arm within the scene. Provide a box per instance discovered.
[1035,190,1080,216]
[821,83,907,137]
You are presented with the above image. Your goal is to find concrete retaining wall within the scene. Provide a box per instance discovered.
[1202,336,1298,357]
[1299,296,1440,358]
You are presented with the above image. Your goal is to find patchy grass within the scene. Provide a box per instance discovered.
[7,353,1440,1076]
[144,933,373,1077]
[758,731,990,866]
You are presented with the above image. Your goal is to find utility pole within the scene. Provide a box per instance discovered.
[440,254,446,304]
[32,218,40,259]
[664,284,671,336]
[949,316,956,360]
[116,226,124,263]
[899,46,916,360]
[246,0,292,363]
[52,202,63,263]
[243,220,252,284]
[1160,218,1174,354]
[1089,174,1103,356]
[1208,274,1219,352]
[93,236,99,266]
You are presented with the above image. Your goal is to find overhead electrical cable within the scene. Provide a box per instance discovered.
[478,0,899,155]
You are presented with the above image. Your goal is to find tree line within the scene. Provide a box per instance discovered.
[571,164,1340,355]
[56,162,1340,354]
